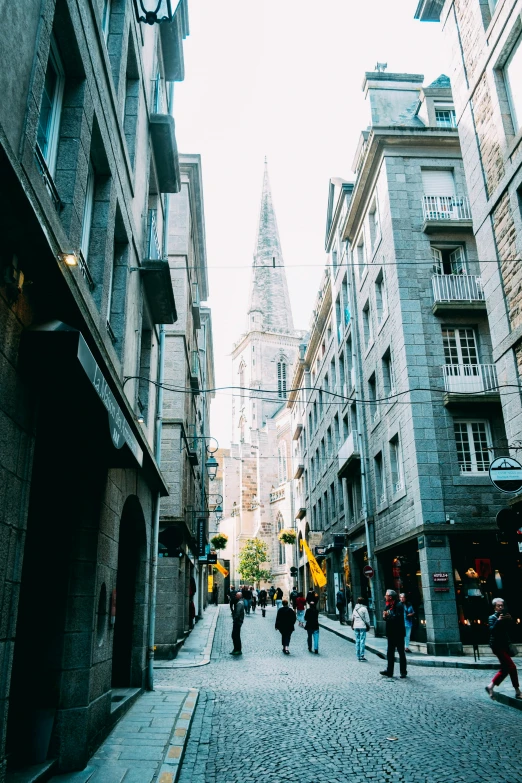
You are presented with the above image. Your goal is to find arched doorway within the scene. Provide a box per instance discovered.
[111,495,147,688]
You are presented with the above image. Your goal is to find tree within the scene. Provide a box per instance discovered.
[238,538,272,584]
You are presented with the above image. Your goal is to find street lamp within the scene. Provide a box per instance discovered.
[135,0,179,24]
[205,453,218,481]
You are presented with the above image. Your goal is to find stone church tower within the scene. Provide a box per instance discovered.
[222,162,304,587]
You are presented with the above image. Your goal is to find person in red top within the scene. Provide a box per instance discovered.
[296,592,307,627]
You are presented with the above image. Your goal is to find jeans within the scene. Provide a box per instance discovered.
[232,622,242,652]
[355,628,367,659]
[337,605,345,624]
[280,632,293,648]
[244,599,251,614]
[492,647,520,689]
[405,623,412,649]
[275,599,283,611]
[307,629,319,651]
[386,636,407,676]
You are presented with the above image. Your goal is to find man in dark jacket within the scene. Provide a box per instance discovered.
[306,588,319,607]
[336,588,347,625]
[269,585,276,606]
[231,593,245,656]
[380,589,407,678]
[229,585,237,613]
[304,601,320,654]
[275,600,296,654]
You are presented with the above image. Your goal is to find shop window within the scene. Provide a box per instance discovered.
[454,420,491,473]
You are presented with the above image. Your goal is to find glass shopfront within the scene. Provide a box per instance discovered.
[450,533,522,645]
[380,540,426,644]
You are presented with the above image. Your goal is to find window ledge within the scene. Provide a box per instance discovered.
[369,235,382,263]
[391,486,407,504]
[376,498,389,513]
[377,311,389,335]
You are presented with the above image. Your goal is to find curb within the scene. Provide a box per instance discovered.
[154,606,219,669]
[318,620,520,670]
[157,689,199,783]
[491,691,522,711]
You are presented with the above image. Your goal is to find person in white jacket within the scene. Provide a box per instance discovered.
[351,597,371,661]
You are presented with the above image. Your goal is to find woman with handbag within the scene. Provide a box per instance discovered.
[351,596,371,662]
[485,598,521,699]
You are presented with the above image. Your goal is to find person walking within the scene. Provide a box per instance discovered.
[258,588,267,616]
[275,599,296,654]
[379,589,407,678]
[251,586,258,612]
[290,587,298,610]
[296,592,306,627]
[399,593,415,652]
[242,585,252,614]
[212,583,219,605]
[336,588,347,625]
[304,601,320,654]
[269,585,276,607]
[352,596,371,661]
[230,592,245,656]
[485,597,522,700]
[275,586,283,611]
[306,588,319,607]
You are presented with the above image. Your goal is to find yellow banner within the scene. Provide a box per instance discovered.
[214,562,229,578]
[300,540,327,588]
[208,575,213,592]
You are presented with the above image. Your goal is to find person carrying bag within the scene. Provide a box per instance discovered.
[351,597,370,662]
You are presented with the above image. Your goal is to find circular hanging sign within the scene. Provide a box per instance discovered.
[489,456,522,493]
[363,565,374,579]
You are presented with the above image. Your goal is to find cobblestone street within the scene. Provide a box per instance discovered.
[155,606,522,783]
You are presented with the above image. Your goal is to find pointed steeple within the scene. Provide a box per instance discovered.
[247,161,295,334]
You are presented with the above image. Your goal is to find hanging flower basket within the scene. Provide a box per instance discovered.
[210,533,228,551]
[278,529,297,545]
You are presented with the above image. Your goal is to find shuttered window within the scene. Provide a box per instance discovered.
[277,361,287,398]
[421,169,455,196]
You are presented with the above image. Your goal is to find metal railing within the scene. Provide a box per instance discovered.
[442,363,498,394]
[422,194,471,222]
[147,208,162,259]
[432,274,484,303]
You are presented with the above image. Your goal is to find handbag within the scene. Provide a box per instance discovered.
[353,606,370,633]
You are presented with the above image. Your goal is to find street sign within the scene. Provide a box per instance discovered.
[363,565,374,579]
[489,457,522,493]
[315,546,327,556]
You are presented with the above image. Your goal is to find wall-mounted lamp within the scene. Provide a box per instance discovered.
[137,415,145,424]
[59,252,78,267]
[205,454,218,481]
[135,0,178,24]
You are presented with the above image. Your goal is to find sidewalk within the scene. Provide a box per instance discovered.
[47,688,198,783]
[319,614,522,671]
[154,604,219,669]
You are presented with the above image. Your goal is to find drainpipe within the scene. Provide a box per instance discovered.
[147,192,169,690]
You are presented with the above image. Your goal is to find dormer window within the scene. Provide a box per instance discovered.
[435,106,457,128]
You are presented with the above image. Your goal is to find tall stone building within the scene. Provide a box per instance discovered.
[0,0,191,776]
[219,163,304,587]
[414,1,522,484]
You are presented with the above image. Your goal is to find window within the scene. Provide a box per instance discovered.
[442,327,478,366]
[375,271,387,324]
[435,106,457,128]
[341,274,350,329]
[153,70,164,114]
[278,442,288,485]
[375,452,385,505]
[123,38,140,167]
[454,421,491,473]
[368,373,378,425]
[326,427,332,460]
[342,413,349,441]
[422,169,455,219]
[138,322,153,426]
[277,513,286,565]
[80,160,95,263]
[368,198,380,253]
[329,482,336,519]
[334,414,340,448]
[504,34,522,132]
[337,477,344,512]
[330,359,336,394]
[102,0,112,40]
[335,295,342,341]
[37,36,65,177]
[310,456,315,485]
[389,434,404,494]
[346,338,354,389]
[317,498,322,529]
[362,300,373,349]
[332,243,338,270]
[431,245,466,275]
[324,491,328,527]
[339,353,345,392]
[304,469,309,495]
[356,236,366,278]
[382,349,396,398]
[320,438,326,469]
[277,360,287,398]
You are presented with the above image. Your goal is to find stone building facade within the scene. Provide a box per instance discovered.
[218,164,304,589]
[155,155,215,659]
[415,0,522,479]
[291,70,515,655]
[0,0,190,776]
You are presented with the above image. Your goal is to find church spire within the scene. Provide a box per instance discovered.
[247,161,295,334]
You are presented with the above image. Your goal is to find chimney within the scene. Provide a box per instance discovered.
[362,72,424,127]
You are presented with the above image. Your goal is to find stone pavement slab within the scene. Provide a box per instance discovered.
[154,605,219,669]
[318,614,522,670]
[48,687,198,783]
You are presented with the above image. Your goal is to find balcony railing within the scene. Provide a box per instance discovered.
[270,487,285,503]
[147,209,162,260]
[432,274,484,304]
[442,363,498,395]
[422,194,472,222]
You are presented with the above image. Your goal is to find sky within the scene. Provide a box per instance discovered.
[174,0,449,448]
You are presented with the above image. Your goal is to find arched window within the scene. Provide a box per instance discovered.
[239,360,246,402]
[278,442,287,485]
[277,512,286,565]
[277,360,287,398]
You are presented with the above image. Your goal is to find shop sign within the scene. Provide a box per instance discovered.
[489,456,522,493]
[208,574,213,592]
[308,532,323,547]
[315,546,327,556]
[207,551,217,564]
[433,572,449,592]
[418,536,425,549]
[197,518,207,558]
[427,536,446,547]
[333,535,345,548]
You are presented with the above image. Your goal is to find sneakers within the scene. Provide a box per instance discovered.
[400,674,407,678]
[230,651,242,656]
[360,657,368,662]
[379,670,392,677]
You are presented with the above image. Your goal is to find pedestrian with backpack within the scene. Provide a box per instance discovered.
[351,596,371,661]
